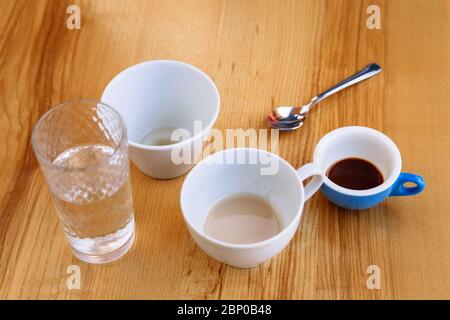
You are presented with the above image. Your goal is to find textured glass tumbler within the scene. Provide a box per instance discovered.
[32,100,135,264]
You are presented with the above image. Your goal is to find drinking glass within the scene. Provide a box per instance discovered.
[32,100,135,264]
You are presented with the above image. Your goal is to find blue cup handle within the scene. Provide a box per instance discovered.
[390,172,425,196]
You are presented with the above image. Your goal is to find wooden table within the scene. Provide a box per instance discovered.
[1,0,449,300]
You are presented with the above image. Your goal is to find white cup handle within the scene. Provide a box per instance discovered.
[296,163,324,201]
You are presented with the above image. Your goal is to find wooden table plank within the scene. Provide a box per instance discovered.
[0,0,449,299]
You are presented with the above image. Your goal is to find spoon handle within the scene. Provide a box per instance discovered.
[309,63,381,107]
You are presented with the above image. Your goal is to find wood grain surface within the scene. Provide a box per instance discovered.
[1,0,449,299]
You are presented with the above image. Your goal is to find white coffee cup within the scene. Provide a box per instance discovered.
[101,60,220,179]
[180,148,323,268]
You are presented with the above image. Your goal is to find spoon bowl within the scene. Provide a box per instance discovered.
[268,117,303,131]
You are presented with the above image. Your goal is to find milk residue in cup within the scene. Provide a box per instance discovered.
[205,193,283,244]
[140,125,178,146]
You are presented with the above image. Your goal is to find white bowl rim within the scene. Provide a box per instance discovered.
[180,147,305,249]
[101,59,221,151]
[313,126,402,196]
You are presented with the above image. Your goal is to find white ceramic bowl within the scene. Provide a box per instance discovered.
[102,60,220,179]
[180,148,323,268]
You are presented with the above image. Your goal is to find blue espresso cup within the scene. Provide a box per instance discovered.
[308,126,425,210]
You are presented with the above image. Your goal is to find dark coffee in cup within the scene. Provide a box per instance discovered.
[327,157,384,190]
